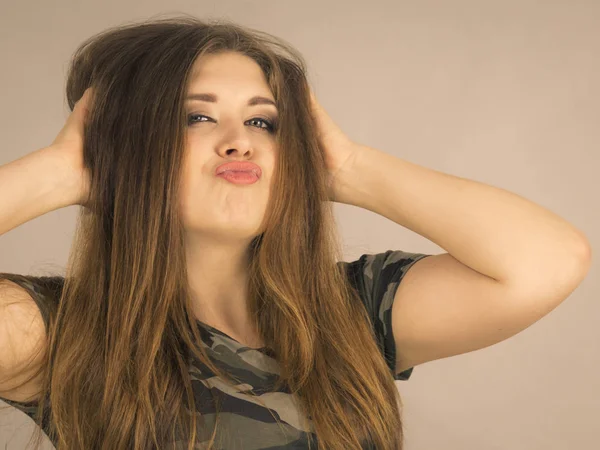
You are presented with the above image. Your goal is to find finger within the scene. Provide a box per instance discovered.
[74,87,95,124]
[78,88,94,111]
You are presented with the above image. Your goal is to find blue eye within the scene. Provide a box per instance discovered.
[187,114,276,133]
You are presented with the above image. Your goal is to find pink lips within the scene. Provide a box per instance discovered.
[215,162,262,178]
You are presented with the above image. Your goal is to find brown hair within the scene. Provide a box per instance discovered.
[1,15,407,449]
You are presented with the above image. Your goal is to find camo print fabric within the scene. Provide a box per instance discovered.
[1,250,431,449]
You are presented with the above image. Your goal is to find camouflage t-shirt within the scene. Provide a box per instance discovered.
[0,250,431,449]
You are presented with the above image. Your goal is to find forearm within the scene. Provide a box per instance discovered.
[337,144,590,287]
[0,147,76,238]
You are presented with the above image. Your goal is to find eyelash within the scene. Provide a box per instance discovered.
[187,114,277,133]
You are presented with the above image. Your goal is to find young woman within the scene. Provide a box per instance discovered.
[0,16,590,450]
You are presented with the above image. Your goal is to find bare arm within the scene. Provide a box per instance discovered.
[0,146,79,238]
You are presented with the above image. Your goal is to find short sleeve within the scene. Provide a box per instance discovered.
[0,396,40,420]
[337,250,432,381]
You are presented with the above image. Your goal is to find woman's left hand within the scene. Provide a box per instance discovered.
[309,89,362,202]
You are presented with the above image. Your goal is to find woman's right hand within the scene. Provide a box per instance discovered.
[49,87,95,207]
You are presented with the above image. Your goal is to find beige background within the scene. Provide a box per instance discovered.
[1,1,598,449]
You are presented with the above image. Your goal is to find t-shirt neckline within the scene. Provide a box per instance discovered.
[195,319,270,352]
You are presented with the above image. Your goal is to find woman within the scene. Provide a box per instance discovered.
[0,15,590,450]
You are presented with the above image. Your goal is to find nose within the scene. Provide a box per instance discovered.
[218,122,254,157]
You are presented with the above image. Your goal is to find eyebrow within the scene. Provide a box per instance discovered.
[185,93,277,109]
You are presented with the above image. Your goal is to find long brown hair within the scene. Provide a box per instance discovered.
[1,15,407,449]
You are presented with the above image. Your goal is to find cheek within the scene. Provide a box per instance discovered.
[177,164,199,213]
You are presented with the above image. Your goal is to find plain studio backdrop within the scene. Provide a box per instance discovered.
[0,1,597,449]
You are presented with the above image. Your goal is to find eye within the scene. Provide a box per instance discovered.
[187,114,276,133]
[187,114,211,125]
[247,117,276,132]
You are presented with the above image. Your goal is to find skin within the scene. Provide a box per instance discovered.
[179,51,279,348]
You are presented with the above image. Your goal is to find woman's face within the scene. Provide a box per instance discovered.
[179,51,279,242]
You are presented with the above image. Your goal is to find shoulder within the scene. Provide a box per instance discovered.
[0,274,64,403]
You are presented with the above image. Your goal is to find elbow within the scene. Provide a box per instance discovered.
[507,239,592,303]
